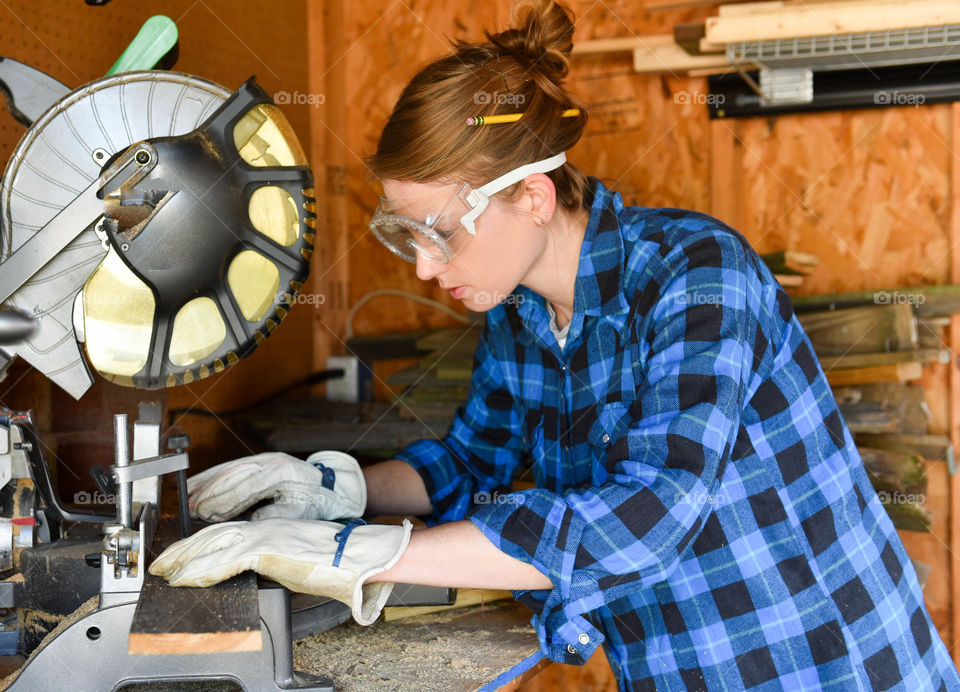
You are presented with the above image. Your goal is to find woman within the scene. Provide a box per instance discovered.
[151,2,960,688]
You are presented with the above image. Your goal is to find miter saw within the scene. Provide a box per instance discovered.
[0,40,354,689]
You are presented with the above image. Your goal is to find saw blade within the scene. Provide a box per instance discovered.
[0,71,230,398]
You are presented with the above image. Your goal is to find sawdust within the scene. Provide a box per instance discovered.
[0,595,98,690]
[293,601,540,691]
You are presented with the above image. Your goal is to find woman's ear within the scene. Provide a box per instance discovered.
[518,173,557,226]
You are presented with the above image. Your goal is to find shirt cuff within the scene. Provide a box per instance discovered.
[396,438,474,525]
[468,489,605,663]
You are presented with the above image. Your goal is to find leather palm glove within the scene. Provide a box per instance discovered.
[187,451,366,522]
[149,517,412,625]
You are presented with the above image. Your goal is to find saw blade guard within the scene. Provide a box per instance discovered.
[0,72,316,394]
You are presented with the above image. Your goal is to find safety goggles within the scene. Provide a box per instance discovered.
[368,152,567,263]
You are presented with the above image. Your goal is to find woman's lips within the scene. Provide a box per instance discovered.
[449,286,466,299]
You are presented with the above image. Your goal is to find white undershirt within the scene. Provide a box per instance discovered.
[546,301,570,350]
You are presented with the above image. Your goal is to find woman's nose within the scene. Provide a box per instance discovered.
[415,251,444,281]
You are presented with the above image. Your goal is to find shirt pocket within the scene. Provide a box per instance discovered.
[588,401,630,478]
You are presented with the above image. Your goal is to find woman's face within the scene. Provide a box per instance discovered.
[380,178,545,312]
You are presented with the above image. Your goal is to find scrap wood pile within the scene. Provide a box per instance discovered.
[792,283,960,534]
[388,272,960,537]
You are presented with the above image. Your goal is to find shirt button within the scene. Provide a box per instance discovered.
[601,433,610,444]
[561,364,566,371]
[567,644,577,655]
[579,633,590,645]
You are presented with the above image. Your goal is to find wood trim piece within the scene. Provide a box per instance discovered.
[573,35,730,73]
[824,362,923,387]
[706,1,960,44]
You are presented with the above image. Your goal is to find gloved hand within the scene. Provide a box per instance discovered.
[149,517,412,625]
[187,451,366,522]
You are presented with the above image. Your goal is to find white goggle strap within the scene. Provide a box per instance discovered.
[459,151,567,235]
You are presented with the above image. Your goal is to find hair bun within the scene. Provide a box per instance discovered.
[486,0,575,80]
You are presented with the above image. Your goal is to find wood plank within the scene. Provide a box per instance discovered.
[791,285,960,318]
[572,35,731,73]
[825,362,923,386]
[383,589,513,622]
[859,447,927,497]
[817,349,949,370]
[674,23,707,55]
[761,250,819,275]
[645,0,756,9]
[854,433,953,460]
[833,382,928,435]
[798,304,917,356]
[633,41,730,74]
[718,0,891,17]
[129,521,261,655]
[706,1,960,44]
[129,572,262,655]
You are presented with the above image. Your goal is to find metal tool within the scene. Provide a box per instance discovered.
[0,47,338,688]
[0,405,339,691]
[0,67,316,398]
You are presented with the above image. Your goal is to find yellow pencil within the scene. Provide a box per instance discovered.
[466,108,580,126]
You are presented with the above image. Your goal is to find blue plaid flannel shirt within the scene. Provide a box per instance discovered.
[396,179,960,690]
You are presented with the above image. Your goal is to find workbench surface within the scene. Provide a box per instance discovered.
[293,599,545,691]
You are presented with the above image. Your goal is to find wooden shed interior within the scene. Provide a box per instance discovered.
[2,0,960,688]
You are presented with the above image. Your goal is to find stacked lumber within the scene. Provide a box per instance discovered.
[574,1,960,76]
[795,288,960,532]
[761,250,819,288]
[387,329,481,426]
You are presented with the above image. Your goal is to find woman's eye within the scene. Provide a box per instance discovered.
[435,228,455,240]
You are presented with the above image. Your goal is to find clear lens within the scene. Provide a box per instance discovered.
[368,184,477,264]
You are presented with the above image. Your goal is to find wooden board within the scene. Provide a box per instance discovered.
[128,572,262,655]
[706,0,960,44]
[128,521,261,655]
[824,362,923,386]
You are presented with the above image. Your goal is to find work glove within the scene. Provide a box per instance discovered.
[187,450,366,522]
[149,517,412,626]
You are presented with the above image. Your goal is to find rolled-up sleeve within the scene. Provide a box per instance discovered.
[468,233,759,663]
[396,317,525,524]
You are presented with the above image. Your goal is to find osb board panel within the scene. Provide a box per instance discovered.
[733,106,952,295]
[0,1,317,472]
[338,1,510,339]
[338,1,717,340]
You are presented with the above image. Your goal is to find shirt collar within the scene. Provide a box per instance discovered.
[513,179,629,351]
